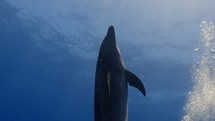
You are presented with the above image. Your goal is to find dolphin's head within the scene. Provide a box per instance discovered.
[106,25,115,42]
[98,26,122,66]
[103,25,116,47]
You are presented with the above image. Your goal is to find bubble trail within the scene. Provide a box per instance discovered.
[182,21,215,121]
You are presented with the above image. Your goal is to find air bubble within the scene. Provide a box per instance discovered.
[182,21,215,121]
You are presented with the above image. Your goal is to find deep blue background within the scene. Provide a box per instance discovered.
[0,0,215,121]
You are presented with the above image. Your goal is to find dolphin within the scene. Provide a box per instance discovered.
[94,26,146,121]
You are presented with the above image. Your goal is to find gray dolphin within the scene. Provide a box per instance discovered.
[94,26,146,121]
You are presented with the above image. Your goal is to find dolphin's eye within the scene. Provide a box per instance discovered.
[99,58,103,63]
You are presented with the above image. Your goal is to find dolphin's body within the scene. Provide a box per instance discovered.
[94,26,146,121]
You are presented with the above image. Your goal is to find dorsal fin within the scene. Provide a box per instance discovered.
[125,69,146,96]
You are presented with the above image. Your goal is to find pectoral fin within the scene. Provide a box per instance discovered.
[125,69,146,96]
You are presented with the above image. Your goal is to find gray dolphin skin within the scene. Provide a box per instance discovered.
[94,26,146,121]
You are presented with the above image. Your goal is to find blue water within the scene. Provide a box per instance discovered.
[0,0,215,121]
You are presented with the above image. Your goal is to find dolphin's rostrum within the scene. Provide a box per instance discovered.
[94,26,146,121]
